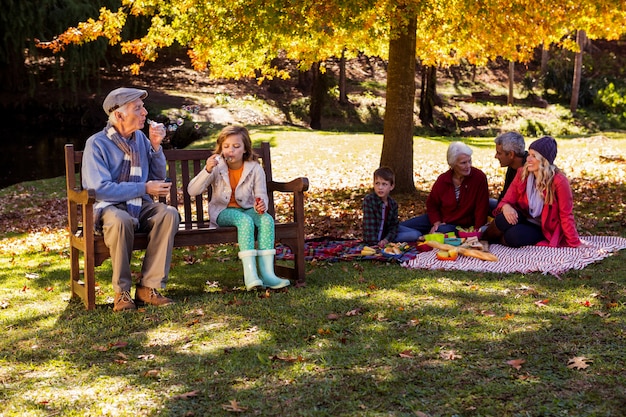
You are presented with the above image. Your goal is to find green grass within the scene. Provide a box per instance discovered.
[2,130,626,416]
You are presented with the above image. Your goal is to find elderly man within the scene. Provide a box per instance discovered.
[82,87,180,312]
[490,132,528,212]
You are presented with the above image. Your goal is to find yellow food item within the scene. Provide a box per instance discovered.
[361,246,377,256]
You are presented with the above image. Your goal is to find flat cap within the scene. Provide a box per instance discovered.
[102,87,148,115]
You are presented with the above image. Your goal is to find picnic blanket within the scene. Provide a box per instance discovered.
[403,236,626,277]
[276,238,418,263]
[276,236,626,277]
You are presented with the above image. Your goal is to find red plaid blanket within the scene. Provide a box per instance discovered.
[276,238,418,263]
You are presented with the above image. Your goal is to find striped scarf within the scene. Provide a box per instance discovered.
[94,124,143,230]
[107,124,143,221]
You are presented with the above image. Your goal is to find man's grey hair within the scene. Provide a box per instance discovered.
[494,132,526,157]
[108,102,130,124]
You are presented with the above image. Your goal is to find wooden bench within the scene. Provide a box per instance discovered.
[64,142,309,310]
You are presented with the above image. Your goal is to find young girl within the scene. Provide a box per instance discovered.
[187,125,290,290]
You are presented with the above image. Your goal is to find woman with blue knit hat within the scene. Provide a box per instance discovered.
[488,135,582,248]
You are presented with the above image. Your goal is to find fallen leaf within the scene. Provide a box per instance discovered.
[144,369,160,378]
[399,350,414,358]
[172,390,200,400]
[519,285,538,296]
[183,254,197,264]
[592,310,610,318]
[222,399,248,412]
[534,299,550,307]
[480,310,496,316]
[109,341,128,349]
[440,350,461,360]
[506,358,526,370]
[345,308,362,316]
[326,313,340,320]
[567,356,592,370]
[92,345,108,352]
[138,354,155,360]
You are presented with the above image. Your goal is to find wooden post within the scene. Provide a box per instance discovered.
[508,61,515,105]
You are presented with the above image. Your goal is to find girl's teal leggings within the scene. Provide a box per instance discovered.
[216,207,275,251]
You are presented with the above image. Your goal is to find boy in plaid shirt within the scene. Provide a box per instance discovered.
[362,167,401,246]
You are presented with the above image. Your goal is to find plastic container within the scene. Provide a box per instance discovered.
[381,250,403,259]
[444,237,462,246]
[416,242,434,252]
[423,233,445,243]
[458,230,481,239]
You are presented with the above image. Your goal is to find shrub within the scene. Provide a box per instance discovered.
[595,82,626,116]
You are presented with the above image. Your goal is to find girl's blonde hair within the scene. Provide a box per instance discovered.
[215,125,257,161]
[521,151,559,204]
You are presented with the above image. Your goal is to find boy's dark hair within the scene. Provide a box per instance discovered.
[373,166,395,185]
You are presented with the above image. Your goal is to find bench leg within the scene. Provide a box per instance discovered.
[69,245,96,310]
[274,238,305,283]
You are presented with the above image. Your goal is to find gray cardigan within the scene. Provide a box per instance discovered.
[187,159,268,228]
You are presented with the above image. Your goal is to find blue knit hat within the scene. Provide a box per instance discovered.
[529,136,557,164]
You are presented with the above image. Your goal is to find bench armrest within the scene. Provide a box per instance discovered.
[67,188,97,205]
[269,177,310,193]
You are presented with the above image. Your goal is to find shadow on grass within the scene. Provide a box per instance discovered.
[3,242,626,415]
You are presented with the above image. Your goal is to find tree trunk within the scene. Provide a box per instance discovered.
[339,49,348,104]
[381,16,417,194]
[309,61,326,129]
[540,43,549,76]
[570,30,586,113]
[419,65,437,127]
[507,61,515,105]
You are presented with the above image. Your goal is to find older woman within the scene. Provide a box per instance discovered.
[397,141,489,241]
[488,136,581,248]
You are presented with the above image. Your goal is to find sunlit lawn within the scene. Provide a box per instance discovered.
[1,129,626,416]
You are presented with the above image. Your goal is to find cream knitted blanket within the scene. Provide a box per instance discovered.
[402,236,626,277]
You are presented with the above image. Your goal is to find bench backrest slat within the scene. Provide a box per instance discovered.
[68,143,273,229]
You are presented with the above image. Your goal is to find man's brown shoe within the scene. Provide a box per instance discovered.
[135,285,175,307]
[113,291,137,312]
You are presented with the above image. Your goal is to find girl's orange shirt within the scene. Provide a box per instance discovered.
[228,165,244,207]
